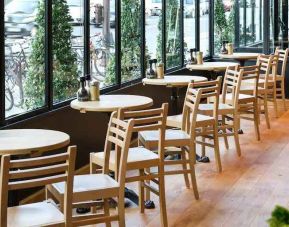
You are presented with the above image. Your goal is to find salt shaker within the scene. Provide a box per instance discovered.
[90,80,100,101]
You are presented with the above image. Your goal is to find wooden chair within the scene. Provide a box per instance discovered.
[198,67,244,156]
[0,146,76,227]
[90,104,169,227]
[47,113,135,227]
[273,47,289,111]
[237,64,261,141]
[241,54,277,129]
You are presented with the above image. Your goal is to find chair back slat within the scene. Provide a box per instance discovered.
[10,152,69,169]
[275,47,289,77]
[222,67,244,108]
[182,77,222,134]
[9,163,68,180]
[9,174,67,191]
[239,64,260,98]
[103,112,135,187]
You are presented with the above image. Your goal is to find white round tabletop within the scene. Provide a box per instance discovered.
[0,129,70,156]
[186,62,239,71]
[71,95,153,113]
[219,52,260,60]
[142,75,207,87]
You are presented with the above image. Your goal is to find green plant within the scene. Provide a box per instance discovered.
[268,205,289,227]
[156,0,181,69]
[214,0,235,53]
[105,0,144,85]
[24,0,78,109]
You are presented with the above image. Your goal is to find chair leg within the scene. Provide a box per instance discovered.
[253,100,261,141]
[187,142,199,200]
[273,85,278,118]
[281,79,287,110]
[263,94,271,129]
[181,147,190,189]
[222,116,229,150]
[201,127,206,157]
[158,166,168,227]
[104,198,111,227]
[117,194,126,227]
[233,114,241,157]
[138,169,145,213]
[213,124,222,173]
[145,167,151,201]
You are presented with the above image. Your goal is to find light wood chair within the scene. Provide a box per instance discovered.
[139,78,222,179]
[47,113,135,227]
[0,146,76,227]
[90,104,169,227]
[237,64,261,141]
[241,54,277,129]
[198,67,244,156]
[273,47,289,111]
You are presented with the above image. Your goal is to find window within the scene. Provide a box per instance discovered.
[184,0,196,61]
[166,0,182,69]
[214,0,234,54]
[200,0,210,56]
[90,0,116,88]
[146,0,162,64]
[4,0,45,117]
[53,0,83,104]
[121,0,142,83]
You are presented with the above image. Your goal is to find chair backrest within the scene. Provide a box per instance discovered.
[0,146,77,227]
[182,77,222,135]
[238,64,260,98]
[103,112,135,189]
[118,103,168,160]
[222,66,244,108]
[256,54,277,89]
[275,47,289,77]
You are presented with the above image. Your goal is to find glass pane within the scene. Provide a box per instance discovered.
[145,0,162,66]
[90,0,116,87]
[166,0,182,69]
[53,0,82,104]
[214,0,235,53]
[121,0,141,83]
[184,0,196,61]
[5,0,45,117]
[200,0,210,56]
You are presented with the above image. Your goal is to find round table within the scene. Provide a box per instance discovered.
[0,129,70,156]
[71,94,153,206]
[143,75,207,114]
[219,52,259,66]
[186,62,239,80]
[186,61,239,71]
[71,94,153,113]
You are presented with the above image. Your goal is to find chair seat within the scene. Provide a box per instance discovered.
[8,201,64,227]
[166,114,214,128]
[199,103,234,115]
[260,74,283,81]
[91,147,159,170]
[139,129,190,148]
[224,93,255,103]
[50,174,119,202]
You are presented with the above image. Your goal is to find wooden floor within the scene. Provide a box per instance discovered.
[94,103,289,227]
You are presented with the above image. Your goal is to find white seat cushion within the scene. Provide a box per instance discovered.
[52,174,119,195]
[139,129,190,143]
[91,147,159,170]
[8,201,64,227]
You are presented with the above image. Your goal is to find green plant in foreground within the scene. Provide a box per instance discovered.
[268,205,289,227]
[24,0,78,109]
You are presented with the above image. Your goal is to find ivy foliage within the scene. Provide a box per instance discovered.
[214,0,235,52]
[268,206,289,227]
[24,0,78,109]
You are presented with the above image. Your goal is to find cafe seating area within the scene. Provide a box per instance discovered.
[2,0,289,226]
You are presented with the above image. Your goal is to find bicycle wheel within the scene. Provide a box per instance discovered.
[92,49,107,78]
[5,88,14,111]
